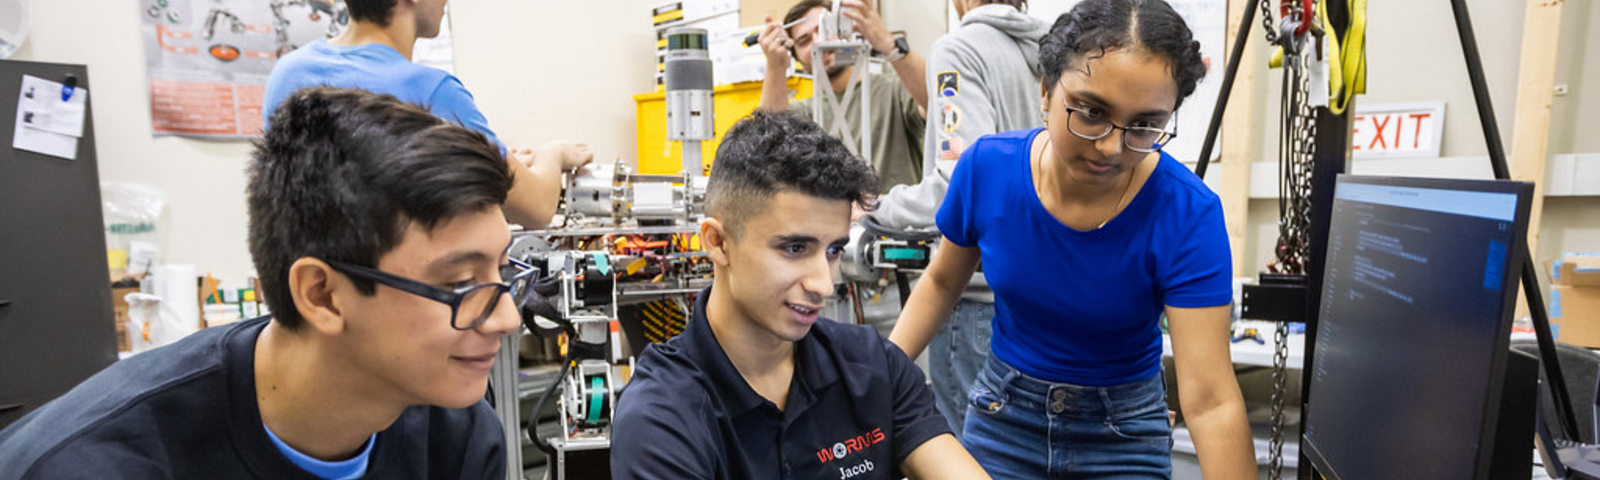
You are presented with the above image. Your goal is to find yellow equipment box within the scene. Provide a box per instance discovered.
[634,76,813,175]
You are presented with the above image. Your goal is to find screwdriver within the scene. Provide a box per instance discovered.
[742,18,807,48]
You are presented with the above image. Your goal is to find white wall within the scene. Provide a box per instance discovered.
[448,1,658,160]
[16,0,664,288]
[882,0,946,58]
[1548,0,1600,155]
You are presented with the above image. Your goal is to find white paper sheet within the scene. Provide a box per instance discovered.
[12,74,86,160]
[19,75,87,137]
[127,241,161,275]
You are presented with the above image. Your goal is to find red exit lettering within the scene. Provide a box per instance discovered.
[1352,111,1433,153]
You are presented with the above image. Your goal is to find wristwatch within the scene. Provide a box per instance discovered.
[883,37,910,63]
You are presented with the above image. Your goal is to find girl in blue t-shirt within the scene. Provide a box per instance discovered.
[889,0,1256,478]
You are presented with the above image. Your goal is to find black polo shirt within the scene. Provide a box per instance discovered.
[612,287,950,480]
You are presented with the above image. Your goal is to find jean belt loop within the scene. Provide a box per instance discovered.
[1002,362,1022,394]
[991,358,1019,400]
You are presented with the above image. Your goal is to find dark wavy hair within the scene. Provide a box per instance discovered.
[248,87,511,330]
[1039,0,1207,109]
[708,110,879,239]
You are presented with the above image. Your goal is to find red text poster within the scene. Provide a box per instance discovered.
[140,0,346,139]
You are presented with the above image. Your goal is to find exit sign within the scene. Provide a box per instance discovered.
[1351,102,1446,158]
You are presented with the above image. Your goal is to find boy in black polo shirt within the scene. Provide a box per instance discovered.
[0,88,516,479]
[612,111,990,480]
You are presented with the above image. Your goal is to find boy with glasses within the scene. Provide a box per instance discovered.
[0,87,524,480]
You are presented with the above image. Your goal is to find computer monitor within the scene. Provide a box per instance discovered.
[1303,175,1534,480]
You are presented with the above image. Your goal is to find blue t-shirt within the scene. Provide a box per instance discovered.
[937,128,1233,386]
[262,39,503,152]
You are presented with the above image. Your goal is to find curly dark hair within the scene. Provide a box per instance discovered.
[248,87,511,330]
[1038,0,1207,109]
[708,110,879,239]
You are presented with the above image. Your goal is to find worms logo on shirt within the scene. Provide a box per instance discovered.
[814,428,885,464]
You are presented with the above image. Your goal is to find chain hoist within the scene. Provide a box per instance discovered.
[1262,0,1320,478]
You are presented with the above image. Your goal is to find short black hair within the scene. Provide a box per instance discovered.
[783,0,830,29]
[344,0,398,27]
[248,87,511,330]
[978,0,1028,10]
[1039,0,1207,109]
[707,110,878,239]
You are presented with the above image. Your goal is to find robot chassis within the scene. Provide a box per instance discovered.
[489,160,713,480]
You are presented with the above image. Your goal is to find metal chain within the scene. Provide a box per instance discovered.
[1269,40,1318,274]
[1267,319,1293,480]
[1265,2,1318,475]
[1260,0,1280,45]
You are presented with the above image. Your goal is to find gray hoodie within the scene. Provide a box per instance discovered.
[871,4,1049,302]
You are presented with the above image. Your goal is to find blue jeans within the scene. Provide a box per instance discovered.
[962,357,1173,480]
[927,299,993,436]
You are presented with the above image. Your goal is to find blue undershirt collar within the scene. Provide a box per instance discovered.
[263,424,376,480]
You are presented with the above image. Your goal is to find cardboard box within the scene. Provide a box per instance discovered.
[111,286,139,353]
[1551,285,1600,348]
[1551,253,1600,287]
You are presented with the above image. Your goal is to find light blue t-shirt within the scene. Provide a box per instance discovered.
[937,128,1233,386]
[262,39,503,152]
[263,424,376,480]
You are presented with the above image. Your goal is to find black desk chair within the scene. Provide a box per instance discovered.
[1511,339,1600,444]
[1512,340,1600,479]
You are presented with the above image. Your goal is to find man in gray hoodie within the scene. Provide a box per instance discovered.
[874,0,1049,436]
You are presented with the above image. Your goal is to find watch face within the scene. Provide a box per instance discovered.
[894,37,910,54]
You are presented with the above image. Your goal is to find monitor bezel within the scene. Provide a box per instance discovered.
[1301,174,1534,480]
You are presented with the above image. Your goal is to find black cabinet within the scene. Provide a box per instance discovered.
[0,60,117,430]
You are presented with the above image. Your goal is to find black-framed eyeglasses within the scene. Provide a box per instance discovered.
[1061,103,1177,153]
[324,257,540,331]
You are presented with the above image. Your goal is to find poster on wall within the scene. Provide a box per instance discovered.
[139,1,456,139]
[949,0,1226,163]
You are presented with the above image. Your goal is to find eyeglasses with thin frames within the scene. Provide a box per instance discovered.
[1060,98,1177,153]
[324,257,539,331]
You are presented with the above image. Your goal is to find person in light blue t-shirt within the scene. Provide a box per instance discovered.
[888,1,1257,479]
[263,0,589,229]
